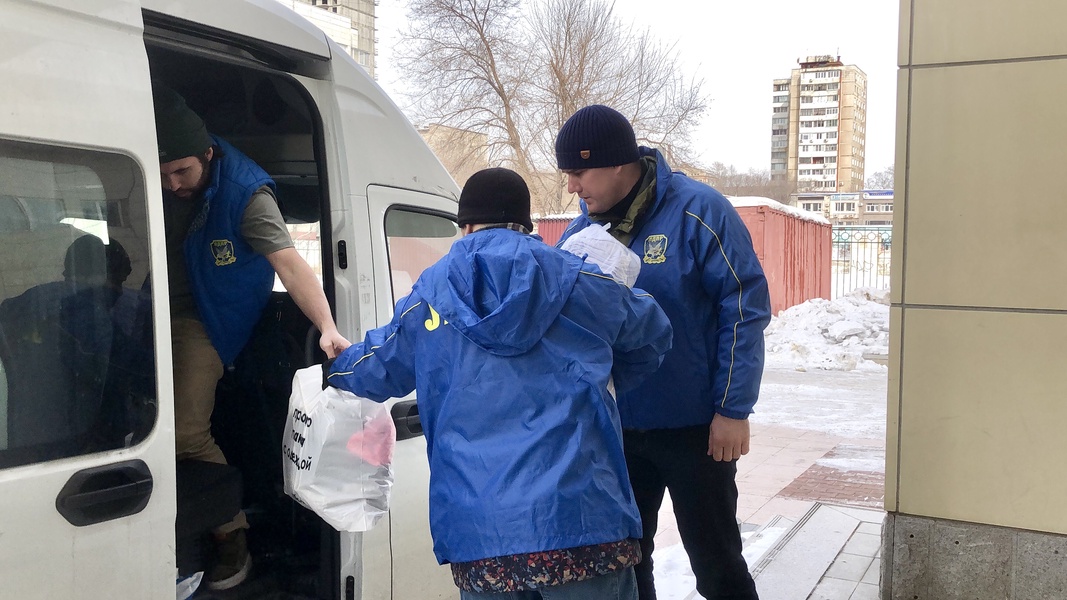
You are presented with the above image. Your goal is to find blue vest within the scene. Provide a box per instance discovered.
[185,136,277,365]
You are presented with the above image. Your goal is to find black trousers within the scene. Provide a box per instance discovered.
[624,426,758,600]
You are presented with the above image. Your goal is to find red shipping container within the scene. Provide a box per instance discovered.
[534,215,575,247]
[537,202,829,315]
[732,201,831,315]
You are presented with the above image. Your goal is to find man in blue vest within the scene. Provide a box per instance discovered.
[555,105,772,600]
[153,85,350,591]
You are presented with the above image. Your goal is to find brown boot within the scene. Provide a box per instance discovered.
[206,528,251,590]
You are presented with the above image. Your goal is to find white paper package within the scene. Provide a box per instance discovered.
[560,222,641,288]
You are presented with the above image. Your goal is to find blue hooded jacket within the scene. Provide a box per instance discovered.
[327,228,672,564]
[558,148,772,428]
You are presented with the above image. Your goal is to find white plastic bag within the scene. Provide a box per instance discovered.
[561,224,642,400]
[560,223,641,288]
[282,365,395,532]
[176,570,202,600]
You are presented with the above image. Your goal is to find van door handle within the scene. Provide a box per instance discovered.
[55,459,154,527]
[391,399,423,441]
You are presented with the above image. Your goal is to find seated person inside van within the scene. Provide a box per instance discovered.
[152,84,350,591]
[0,234,137,461]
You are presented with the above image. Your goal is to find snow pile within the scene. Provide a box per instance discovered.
[764,288,890,372]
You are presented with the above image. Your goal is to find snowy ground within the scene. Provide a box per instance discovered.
[754,367,887,442]
[757,288,890,459]
[652,290,890,598]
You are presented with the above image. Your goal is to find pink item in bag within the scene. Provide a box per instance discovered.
[347,411,396,468]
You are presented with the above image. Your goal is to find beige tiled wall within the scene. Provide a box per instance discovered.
[896,0,910,67]
[884,306,903,512]
[897,309,1067,532]
[905,61,1067,310]
[888,69,908,306]
[891,0,1067,534]
[910,0,1067,66]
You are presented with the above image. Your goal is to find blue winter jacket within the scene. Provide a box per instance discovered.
[186,136,276,365]
[557,148,771,428]
[327,228,673,564]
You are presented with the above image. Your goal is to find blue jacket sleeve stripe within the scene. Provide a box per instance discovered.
[332,352,375,374]
[398,301,424,319]
[331,333,395,374]
[685,211,746,411]
[579,270,616,283]
[327,302,422,379]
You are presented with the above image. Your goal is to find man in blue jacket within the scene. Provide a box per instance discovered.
[154,85,350,590]
[326,167,673,599]
[555,105,772,600]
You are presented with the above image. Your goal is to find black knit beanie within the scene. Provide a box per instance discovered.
[555,105,640,170]
[457,168,533,232]
[152,83,213,164]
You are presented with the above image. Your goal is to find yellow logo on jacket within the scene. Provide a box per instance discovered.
[425,305,448,331]
[643,234,668,264]
[211,240,236,266]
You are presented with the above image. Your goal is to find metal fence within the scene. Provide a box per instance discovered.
[831,226,892,299]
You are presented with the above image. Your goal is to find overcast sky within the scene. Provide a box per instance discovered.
[373,0,901,176]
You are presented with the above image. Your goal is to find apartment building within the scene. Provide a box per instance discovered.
[287,0,376,76]
[796,189,893,226]
[771,55,867,195]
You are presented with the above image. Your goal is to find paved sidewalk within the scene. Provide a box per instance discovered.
[651,421,886,599]
[755,504,884,600]
[740,424,885,521]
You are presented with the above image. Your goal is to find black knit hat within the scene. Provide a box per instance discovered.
[555,105,640,170]
[152,83,213,163]
[457,168,533,232]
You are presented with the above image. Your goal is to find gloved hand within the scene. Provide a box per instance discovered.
[321,357,336,390]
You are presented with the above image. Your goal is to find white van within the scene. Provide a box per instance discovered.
[0,1,462,598]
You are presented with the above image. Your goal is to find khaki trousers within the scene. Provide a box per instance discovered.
[172,317,248,533]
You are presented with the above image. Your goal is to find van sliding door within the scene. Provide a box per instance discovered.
[367,186,461,600]
[0,2,175,598]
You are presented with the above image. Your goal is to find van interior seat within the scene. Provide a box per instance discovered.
[272,176,321,224]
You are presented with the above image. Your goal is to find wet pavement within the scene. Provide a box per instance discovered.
[651,365,888,599]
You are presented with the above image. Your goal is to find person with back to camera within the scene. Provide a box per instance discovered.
[555,105,772,600]
[325,167,674,600]
[153,83,351,590]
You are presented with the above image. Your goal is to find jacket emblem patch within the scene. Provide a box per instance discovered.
[211,239,237,266]
[643,234,668,264]
[425,305,448,331]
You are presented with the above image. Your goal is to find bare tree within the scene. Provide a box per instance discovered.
[702,162,796,204]
[865,165,895,190]
[396,0,707,214]
[418,124,492,187]
[398,0,534,174]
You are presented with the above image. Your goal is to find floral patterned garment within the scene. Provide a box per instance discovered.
[450,539,641,593]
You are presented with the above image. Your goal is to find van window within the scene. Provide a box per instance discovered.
[271,175,327,292]
[384,209,461,302]
[0,139,155,469]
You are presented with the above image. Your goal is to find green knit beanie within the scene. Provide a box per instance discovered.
[152,83,213,163]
